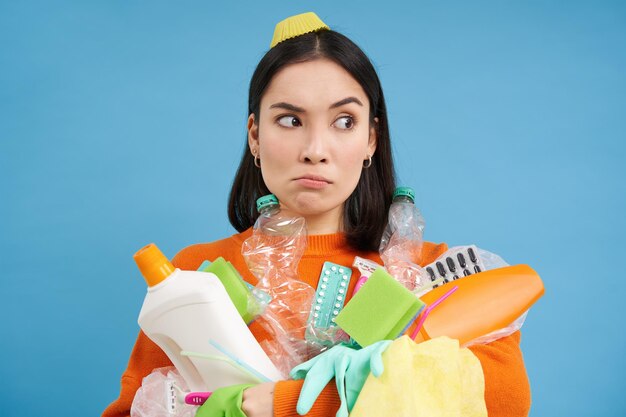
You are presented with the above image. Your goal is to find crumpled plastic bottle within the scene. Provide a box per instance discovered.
[379,187,427,290]
[130,367,195,417]
[241,194,316,376]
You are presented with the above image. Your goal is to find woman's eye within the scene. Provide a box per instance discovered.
[334,116,354,130]
[277,116,301,127]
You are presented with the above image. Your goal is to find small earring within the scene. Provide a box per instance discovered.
[253,151,261,168]
[363,155,372,168]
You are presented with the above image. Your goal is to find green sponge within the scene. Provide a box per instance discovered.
[198,257,254,323]
[335,268,424,347]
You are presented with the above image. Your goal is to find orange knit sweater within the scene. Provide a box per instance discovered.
[103,229,531,417]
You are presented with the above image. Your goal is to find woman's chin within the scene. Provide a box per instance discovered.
[285,193,341,218]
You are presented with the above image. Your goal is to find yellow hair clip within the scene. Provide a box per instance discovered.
[270,12,330,48]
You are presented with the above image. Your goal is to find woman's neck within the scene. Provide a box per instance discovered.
[303,211,343,235]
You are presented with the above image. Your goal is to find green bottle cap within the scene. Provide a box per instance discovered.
[256,194,279,212]
[393,187,415,202]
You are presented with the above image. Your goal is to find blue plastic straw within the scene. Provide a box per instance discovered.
[208,339,272,383]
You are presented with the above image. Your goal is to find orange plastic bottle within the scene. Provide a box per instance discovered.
[409,264,545,346]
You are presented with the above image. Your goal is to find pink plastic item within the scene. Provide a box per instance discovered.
[352,276,369,296]
[185,392,212,405]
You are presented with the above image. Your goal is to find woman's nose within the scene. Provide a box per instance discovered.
[300,125,329,164]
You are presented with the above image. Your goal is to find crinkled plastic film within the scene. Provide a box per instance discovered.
[379,201,426,290]
[246,285,270,320]
[130,367,196,417]
[241,207,320,376]
[466,311,528,346]
[304,321,351,349]
[385,260,427,291]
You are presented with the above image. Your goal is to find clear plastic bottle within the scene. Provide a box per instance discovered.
[379,187,427,290]
[241,194,316,376]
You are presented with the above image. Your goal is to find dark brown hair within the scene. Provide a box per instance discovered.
[228,30,396,252]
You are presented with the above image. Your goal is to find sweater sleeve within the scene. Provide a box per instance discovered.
[274,380,341,417]
[468,330,531,417]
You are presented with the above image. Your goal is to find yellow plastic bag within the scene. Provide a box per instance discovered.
[350,336,487,417]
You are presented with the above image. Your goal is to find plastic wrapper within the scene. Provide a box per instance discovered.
[246,283,271,320]
[130,367,196,417]
[379,198,426,290]
[384,260,426,291]
[353,256,383,279]
[304,322,351,350]
[242,204,317,376]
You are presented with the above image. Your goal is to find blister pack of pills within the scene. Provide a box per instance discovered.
[423,245,487,287]
[304,261,353,348]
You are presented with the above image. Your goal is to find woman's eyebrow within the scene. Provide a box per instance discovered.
[330,97,363,109]
[269,102,306,113]
[269,97,363,113]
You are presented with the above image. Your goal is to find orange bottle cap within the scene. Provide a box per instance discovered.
[134,243,175,287]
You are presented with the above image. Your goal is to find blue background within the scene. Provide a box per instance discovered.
[1,1,624,416]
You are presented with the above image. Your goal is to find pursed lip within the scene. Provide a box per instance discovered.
[294,174,332,184]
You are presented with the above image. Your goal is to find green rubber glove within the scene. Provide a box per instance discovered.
[290,340,392,417]
[195,384,254,417]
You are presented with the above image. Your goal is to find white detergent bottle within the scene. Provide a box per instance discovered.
[135,243,283,392]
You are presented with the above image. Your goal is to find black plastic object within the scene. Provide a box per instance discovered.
[436,262,446,276]
[457,253,467,268]
[474,265,481,273]
[468,247,477,263]
[464,269,471,276]
[426,267,436,281]
[446,257,456,272]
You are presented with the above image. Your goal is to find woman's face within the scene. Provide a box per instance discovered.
[248,58,377,233]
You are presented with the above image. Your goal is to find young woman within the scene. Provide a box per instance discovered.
[104,13,531,417]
